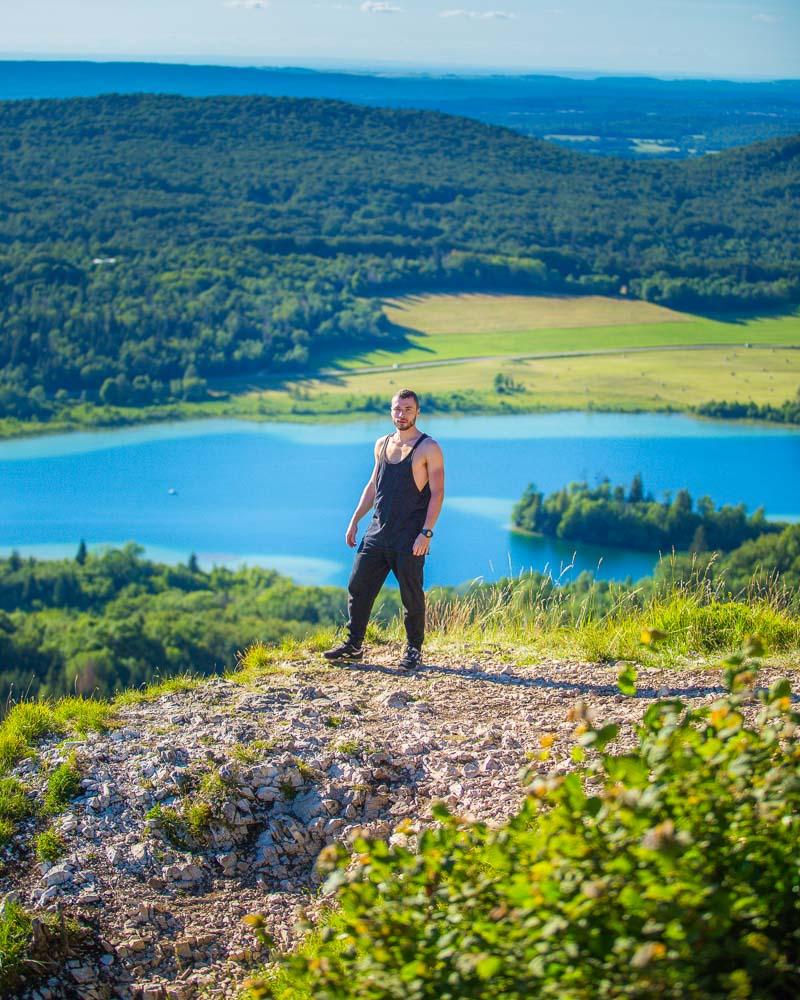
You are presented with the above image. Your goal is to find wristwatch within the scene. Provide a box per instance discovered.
[421,529,434,538]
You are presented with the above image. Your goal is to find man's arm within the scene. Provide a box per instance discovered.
[346,436,384,548]
[412,440,445,556]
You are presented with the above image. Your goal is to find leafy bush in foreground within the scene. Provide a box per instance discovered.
[253,641,800,999]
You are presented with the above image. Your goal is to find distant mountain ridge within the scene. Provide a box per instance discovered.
[2,59,800,158]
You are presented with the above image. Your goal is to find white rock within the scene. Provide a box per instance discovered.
[43,864,73,887]
[376,690,412,710]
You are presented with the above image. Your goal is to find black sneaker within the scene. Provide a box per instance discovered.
[398,645,423,670]
[322,640,363,662]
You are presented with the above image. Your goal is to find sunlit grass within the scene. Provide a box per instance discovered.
[113,674,202,708]
[0,902,34,994]
[0,777,34,847]
[226,639,300,685]
[0,698,110,776]
[373,569,800,667]
[43,753,83,815]
[34,827,67,863]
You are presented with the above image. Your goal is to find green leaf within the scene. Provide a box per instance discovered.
[604,754,650,788]
[768,678,791,702]
[617,665,638,697]
[581,723,619,751]
[475,956,502,980]
[431,802,452,822]
[743,635,765,658]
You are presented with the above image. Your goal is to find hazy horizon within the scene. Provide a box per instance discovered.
[3,0,798,80]
[0,53,796,85]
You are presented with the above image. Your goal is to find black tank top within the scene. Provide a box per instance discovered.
[362,433,431,553]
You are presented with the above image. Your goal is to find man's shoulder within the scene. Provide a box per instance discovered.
[419,435,442,455]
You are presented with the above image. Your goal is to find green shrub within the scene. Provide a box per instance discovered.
[43,753,83,814]
[255,642,800,999]
[145,803,190,850]
[34,828,66,863]
[184,801,214,841]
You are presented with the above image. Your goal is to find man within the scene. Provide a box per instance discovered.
[323,388,445,670]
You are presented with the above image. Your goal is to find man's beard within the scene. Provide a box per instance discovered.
[394,415,416,429]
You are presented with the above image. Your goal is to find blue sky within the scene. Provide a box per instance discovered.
[3,0,798,78]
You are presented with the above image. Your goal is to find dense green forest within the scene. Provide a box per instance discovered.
[0,95,799,417]
[511,476,783,552]
[0,544,359,704]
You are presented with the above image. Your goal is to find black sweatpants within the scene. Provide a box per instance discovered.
[346,545,425,650]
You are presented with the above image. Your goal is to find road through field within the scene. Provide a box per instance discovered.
[310,341,800,381]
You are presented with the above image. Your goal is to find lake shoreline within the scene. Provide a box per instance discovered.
[3,393,800,444]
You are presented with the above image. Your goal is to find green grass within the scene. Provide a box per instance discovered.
[42,753,83,815]
[377,572,800,668]
[34,827,66,863]
[145,803,191,849]
[231,739,280,765]
[113,674,203,708]
[0,902,84,995]
[0,902,35,994]
[0,699,110,776]
[226,640,300,685]
[0,777,34,847]
[329,317,800,370]
[0,700,107,845]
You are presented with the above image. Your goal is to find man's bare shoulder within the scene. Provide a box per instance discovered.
[374,434,390,455]
[420,436,443,458]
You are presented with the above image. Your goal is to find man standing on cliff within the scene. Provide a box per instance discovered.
[323,388,445,670]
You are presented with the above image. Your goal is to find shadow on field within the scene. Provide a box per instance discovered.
[688,304,800,324]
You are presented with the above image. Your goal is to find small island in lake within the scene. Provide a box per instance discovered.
[511,474,785,553]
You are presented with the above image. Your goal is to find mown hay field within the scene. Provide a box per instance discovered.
[274,345,800,413]
[323,293,800,370]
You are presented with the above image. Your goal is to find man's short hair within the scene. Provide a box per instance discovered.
[393,388,420,408]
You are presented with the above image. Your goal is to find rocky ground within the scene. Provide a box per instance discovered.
[1,643,795,1000]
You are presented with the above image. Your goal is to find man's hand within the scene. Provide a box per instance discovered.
[412,533,431,557]
[346,521,359,548]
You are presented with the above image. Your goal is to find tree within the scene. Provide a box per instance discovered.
[628,473,644,504]
[76,539,88,565]
[689,524,710,554]
[187,552,200,574]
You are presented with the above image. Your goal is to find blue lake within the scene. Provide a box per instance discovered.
[0,412,798,588]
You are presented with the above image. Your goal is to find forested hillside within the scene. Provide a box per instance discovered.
[0,544,359,704]
[1,94,799,415]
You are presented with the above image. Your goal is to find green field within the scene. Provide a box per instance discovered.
[219,294,800,418]
[319,294,800,370]
[3,294,799,440]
